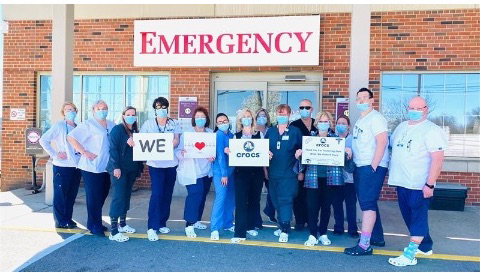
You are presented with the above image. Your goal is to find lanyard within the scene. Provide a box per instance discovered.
[155,118,170,133]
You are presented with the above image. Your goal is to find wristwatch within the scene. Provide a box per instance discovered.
[425,183,435,189]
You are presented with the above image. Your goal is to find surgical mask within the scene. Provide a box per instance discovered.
[65,111,76,121]
[124,115,136,125]
[408,110,423,121]
[195,118,207,128]
[299,109,311,119]
[218,123,229,132]
[356,103,370,111]
[155,108,168,118]
[257,116,267,126]
[95,110,108,120]
[276,115,289,125]
[241,117,252,127]
[317,122,330,132]
[336,124,348,134]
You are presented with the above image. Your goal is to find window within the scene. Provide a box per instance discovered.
[38,74,169,133]
[381,72,480,158]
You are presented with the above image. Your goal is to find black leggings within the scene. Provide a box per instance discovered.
[306,178,333,236]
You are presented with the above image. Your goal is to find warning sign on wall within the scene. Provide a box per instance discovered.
[10,108,26,121]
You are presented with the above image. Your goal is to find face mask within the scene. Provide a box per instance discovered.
[218,123,229,132]
[276,115,289,125]
[336,124,347,134]
[299,109,311,119]
[257,116,267,126]
[356,103,370,111]
[65,111,76,121]
[95,110,108,120]
[408,110,423,121]
[124,115,136,125]
[195,118,207,128]
[156,108,167,118]
[241,117,252,127]
[317,122,330,132]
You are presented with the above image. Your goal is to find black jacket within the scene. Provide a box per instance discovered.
[106,124,144,177]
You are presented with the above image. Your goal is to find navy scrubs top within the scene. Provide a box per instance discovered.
[265,125,303,179]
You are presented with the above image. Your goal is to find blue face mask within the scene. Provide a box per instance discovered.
[336,124,347,134]
[156,108,168,118]
[124,115,136,125]
[408,110,423,121]
[195,118,207,128]
[218,123,229,132]
[276,115,289,125]
[257,116,267,126]
[317,122,330,132]
[356,103,370,111]
[299,109,311,119]
[241,117,252,127]
[65,111,76,121]
[95,110,108,120]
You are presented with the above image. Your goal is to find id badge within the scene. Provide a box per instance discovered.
[277,141,281,150]
[282,135,289,140]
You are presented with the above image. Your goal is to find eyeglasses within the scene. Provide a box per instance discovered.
[407,106,426,111]
[299,106,312,110]
[217,120,229,124]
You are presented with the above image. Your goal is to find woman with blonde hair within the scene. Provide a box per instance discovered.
[39,101,82,229]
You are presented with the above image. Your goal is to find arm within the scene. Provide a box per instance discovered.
[216,133,228,177]
[39,123,59,158]
[371,131,388,170]
[427,151,444,185]
[108,126,122,171]
[67,123,97,160]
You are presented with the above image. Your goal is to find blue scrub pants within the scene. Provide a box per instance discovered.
[332,182,358,235]
[53,165,81,226]
[81,170,110,234]
[269,177,298,233]
[184,176,212,225]
[147,166,177,230]
[210,172,235,231]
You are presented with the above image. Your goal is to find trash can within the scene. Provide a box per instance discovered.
[429,182,468,211]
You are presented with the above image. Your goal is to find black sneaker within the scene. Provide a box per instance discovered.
[55,222,68,229]
[67,221,77,229]
[348,232,360,238]
[333,230,344,236]
[370,240,386,247]
[101,225,108,232]
[344,244,373,256]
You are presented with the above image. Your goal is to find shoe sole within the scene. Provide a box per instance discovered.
[109,235,129,242]
[388,258,417,266]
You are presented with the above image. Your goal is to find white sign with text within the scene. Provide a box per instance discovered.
[229,139,269,167]
[301,136,345,166]
[183,132,216,159]
[133,133,174,161]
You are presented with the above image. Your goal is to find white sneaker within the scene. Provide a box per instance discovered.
[274,229,282,237]
[147,229,159,242]
[211,231,219,241]
[247,230,258,237]
[159,227,170,234]
[118,225,136,234]
[109,232,129,242]
[279,232,289,243]
[194,222,207,230]
[388,255,418,267]
[231,237,246,243]
[185,226,197,238]
[304,235,319,247]
[224,226,235,232]
[319,234,331,245]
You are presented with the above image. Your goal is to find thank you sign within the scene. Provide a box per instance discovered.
[301,136,345,166]
[133,133,174,161]
[229,139,269,167]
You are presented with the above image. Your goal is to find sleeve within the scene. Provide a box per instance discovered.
[140,120,150,133]
[175,131,185,160]
[39,123,60,157]
[371,114,388,136]
[173,120,183,134]
[216,132,228,177]
[389,124,400,146]
[108,126,122,170]
[425,125,448,152]
[68,122,90,144]
[264,128,270,139]
[295,128,303,150]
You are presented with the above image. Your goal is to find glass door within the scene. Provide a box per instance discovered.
[267,84,320,123]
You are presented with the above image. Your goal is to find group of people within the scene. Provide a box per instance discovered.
[39,87,446,267]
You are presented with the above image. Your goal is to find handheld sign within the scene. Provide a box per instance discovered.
[133,133,174,161]
[229,139,269,167]
[301,136,345,166]
[183,132,216,159]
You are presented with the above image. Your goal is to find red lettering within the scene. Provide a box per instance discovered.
[237,33,252,54]
[199,34,214,54]
[217,34,234,54]
[253,33,272,53]
[275,32,293,53]
[183,35,197,54]
[140,32,156,54]
[294,32,313,52]
[158,35,180,54]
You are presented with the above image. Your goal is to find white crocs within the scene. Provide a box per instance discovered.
[185,226,197,238]
[304,235,319,247]
[388,255,418,267]
[159,227,170,234]
[211,231,219,241]
[279,232,288,243]
[319,234,331,245]
[247,230,258,237]
[224,226,235,232]
[194,222,207,230]
[274,229,282,237]
[109,232,129,242]
[231,237,246,243]
[118,225,136,234]
[147,229,159,242]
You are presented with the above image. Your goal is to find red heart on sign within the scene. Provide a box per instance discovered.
[195,142,205,150]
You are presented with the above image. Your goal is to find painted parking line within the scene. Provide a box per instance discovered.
[2,225,479,263]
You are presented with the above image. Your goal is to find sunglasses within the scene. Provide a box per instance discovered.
[299,106,312,110]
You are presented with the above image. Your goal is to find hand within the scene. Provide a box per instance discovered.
[83,151,97,161]
[221,177,228,186]
[298,172,304,181]
[269,151,273,160]
[57,152,67,160]
[370,164,377,172]
[207,156,215,162]
[224,147,231,155]
[345,147,352,160]
[181,149,186,157]
[127,137,135,147]
[173,138,179,147]
[295,149,302,160]
[423,185,434,198]
[113,169,121,179]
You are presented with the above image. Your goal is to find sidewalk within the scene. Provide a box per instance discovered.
[1,186,479,271]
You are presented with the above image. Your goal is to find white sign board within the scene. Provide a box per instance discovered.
[301,136,345,166]
[183,132,216,159]
[134,15,320,67]
[229,139,269,167]
[10,108,26,121]
[133,133,174,161]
